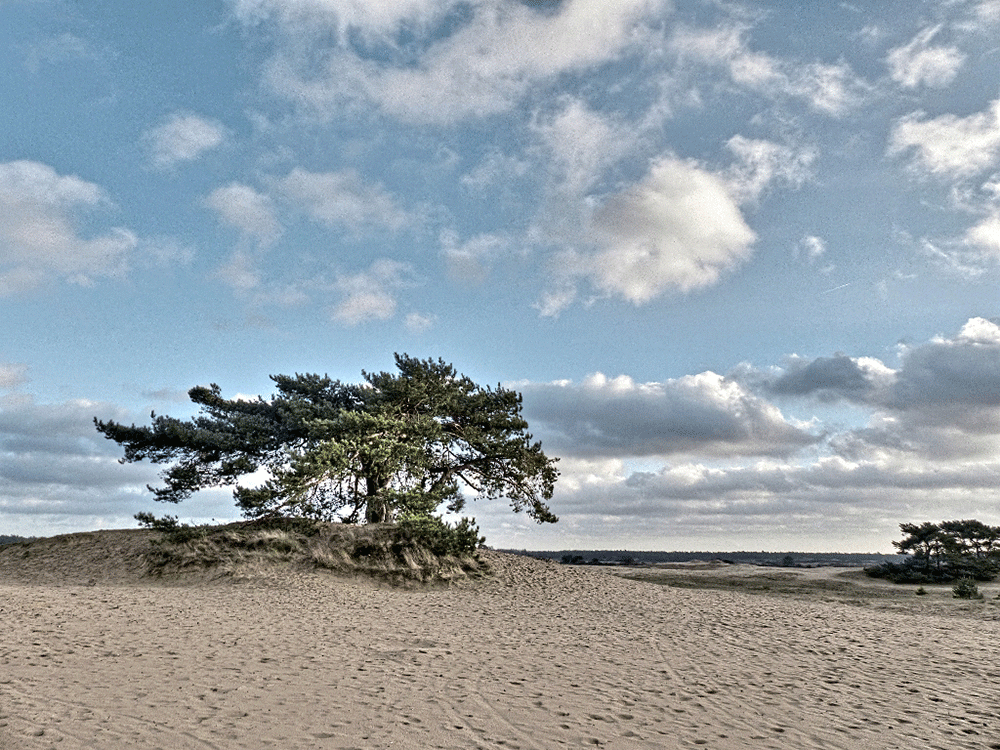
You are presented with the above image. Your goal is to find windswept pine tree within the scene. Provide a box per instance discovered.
[96,354,558,530]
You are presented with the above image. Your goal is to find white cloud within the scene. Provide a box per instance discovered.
[145,112,226,169]
[963,213,1000,257]
[889,100,1000,178]
[230,0,452,37]
[23,33,102,74]
[796,235,827,262]
[0,363,29,390]
[404,311,436,332]
[955,315,1000,345]
[440,231,510,285]
[204,182,282,246]
[521,370,815,459]
[724,135,815,203]
[331,258,416,325]
[886,25,965,89]
[0,160,137,294]
[549,155,755,309]
[533,98,635,198]
[239,0,667,124]
[0,394,241,536]
[514,319,1000,549]
[671,25,865,115]
[278,168,414,234]
[533,278,578,319]
[973,0,1000,24]
[758,318,1000,457]
[460,149,531,193]
[215,250,263,292]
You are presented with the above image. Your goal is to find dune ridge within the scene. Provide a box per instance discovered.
[2,534,999,749]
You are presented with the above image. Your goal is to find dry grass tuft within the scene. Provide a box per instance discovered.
[143,518,487,585]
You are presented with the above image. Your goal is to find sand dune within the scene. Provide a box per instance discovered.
[2,537,999,749]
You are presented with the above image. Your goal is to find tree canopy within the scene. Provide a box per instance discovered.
[867,519,1000,583]
[894,519,1000,572]
[96,354,558,527]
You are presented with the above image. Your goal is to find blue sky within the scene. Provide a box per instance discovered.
[2,0,1000,552]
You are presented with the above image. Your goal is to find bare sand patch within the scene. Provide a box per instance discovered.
[2,538,999,749]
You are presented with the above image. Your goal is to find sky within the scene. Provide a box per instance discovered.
[2,0,1000,553]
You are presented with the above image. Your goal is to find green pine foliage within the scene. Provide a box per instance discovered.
[866,519,1000,584]
[952,578,984,600]
[97,354,558,537]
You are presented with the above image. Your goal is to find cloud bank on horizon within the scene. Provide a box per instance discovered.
[1,0,999,551]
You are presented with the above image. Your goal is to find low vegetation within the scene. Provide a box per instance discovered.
[0,534,36,546]
[952,578,984,600]
[139,515,486,585]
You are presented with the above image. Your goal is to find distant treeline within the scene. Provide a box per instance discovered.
[500,550,902,568]
[0,534,36,546]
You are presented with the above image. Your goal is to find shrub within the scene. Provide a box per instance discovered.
[135,512,209,543]
[396,516,484,557]
[865,560,952,584]
[915,586,928,596]
[952,578,984,600]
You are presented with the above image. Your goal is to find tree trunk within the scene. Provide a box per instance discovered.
[364,475,390,523]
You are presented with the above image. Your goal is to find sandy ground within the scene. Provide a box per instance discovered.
[2,538,1000,750]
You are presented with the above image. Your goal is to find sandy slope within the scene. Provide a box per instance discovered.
[2,541,999,750]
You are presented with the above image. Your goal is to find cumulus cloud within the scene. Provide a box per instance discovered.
[0,394,241,535]
[889,100,1000,178]
[278,168,415,234]
[963,213,1000,258]
[145,112,226,169]
[532,133,816,314]
[886,25,965,89]
[0,396,157,531]
[975,0,1000,24]
[23,32,104,74]
[204,182,283,246]
[508,318,1000,549]
[892,317,1000,415]
[233,0,666,124]
[671,24,865,115]
[766,354,895,403]
[755,318,1000,457]
[214,250,264,293]
[520,370,816,459]
[404,311,435,332]
[561,156,756,307]
[0,160,137,294]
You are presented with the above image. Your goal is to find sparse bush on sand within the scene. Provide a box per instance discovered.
[952,578,984,600]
